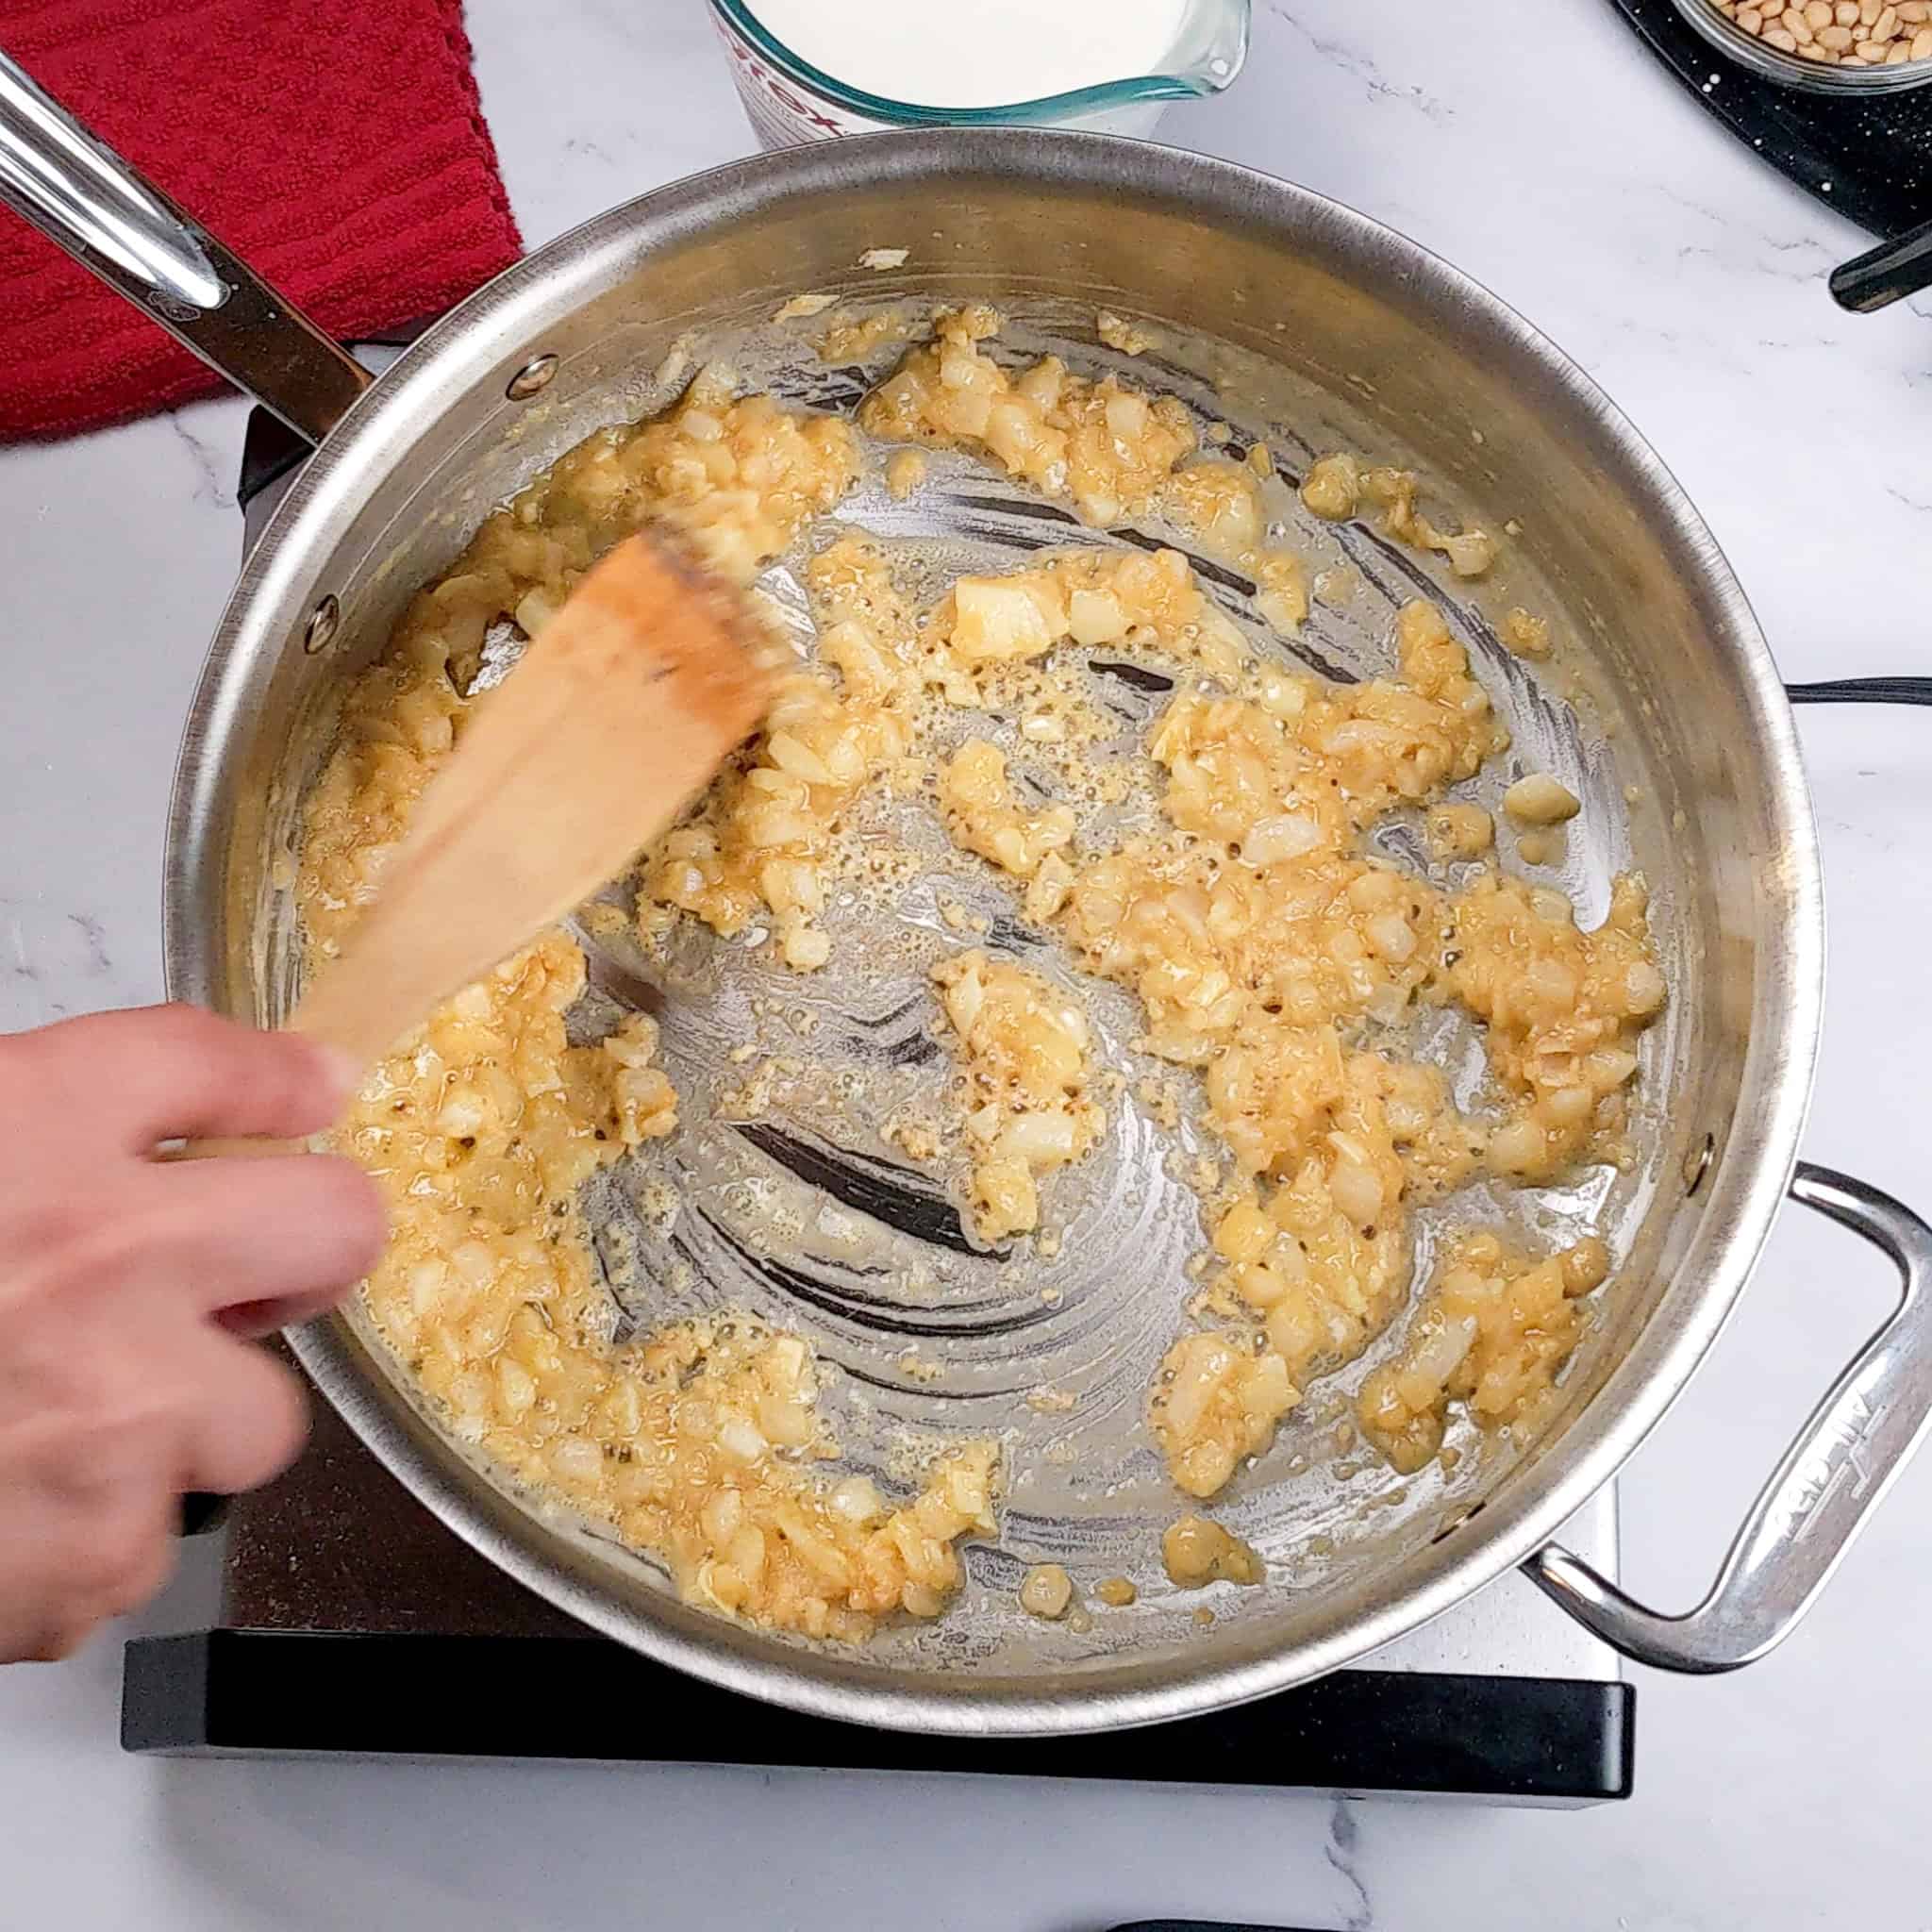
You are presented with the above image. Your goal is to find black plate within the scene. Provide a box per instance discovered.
[1609,0,1931,238]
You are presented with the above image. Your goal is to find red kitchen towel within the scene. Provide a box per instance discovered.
[0,0,523,440]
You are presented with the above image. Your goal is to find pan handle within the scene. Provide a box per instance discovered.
[1830,214,1932,314]
[1787,678,1932,707]
[0,50,372,445]
[1526,1163,1932,1673]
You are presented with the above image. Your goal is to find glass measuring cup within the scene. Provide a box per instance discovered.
[708,0,1251,149]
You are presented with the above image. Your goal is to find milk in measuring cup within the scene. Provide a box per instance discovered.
[746,0,1192,109]
[713,0,1241,146]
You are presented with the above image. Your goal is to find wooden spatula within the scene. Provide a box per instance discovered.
[190,532,768,1154]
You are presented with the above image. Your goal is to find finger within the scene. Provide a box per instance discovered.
[33,1006,358,1152]
[23,1622,84,1665]
[179,1336,308,1497]
[53,1491,180,1657]
[144,1152,387,1315]
[6,1462,179,1664]
[23,1535,175,1663]
[217,1283,359,1340]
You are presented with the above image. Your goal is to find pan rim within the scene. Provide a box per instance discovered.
[165,128,1824,1736]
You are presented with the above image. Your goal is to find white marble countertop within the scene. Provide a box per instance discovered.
[4,1,1932,1925]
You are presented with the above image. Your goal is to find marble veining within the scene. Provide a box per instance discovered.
[1,1,1929,1926]
[1259,0,1459,124]
[166,412,240,511]
[0,901,110,1029]
[1324,1796,1375,1931]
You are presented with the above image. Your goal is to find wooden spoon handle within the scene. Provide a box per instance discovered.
[158,1135,308,1162]
[159,535,769,1163]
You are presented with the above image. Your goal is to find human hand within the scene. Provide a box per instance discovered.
[0,1006,385,1662]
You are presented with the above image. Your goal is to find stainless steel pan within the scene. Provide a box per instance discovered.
[8,48,1932,1735]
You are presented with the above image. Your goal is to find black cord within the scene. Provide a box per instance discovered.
[1786,678,1932,708]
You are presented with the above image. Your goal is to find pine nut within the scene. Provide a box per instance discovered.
[1728,0,1927,47]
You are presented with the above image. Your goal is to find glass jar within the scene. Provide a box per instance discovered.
[707,0,1251,150]
[1667,0,1932,92]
